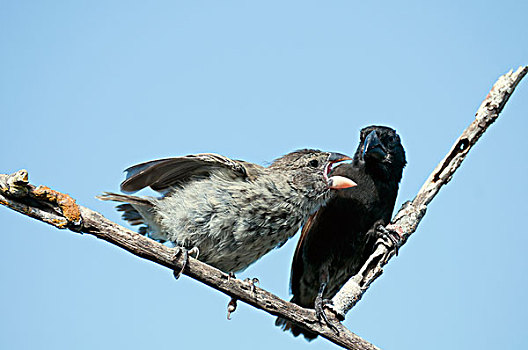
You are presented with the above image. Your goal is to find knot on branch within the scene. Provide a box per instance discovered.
[0,169,29,197]
[433,138,470,182]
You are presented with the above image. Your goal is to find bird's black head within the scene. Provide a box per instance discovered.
[270,149,356,195]
[354,125,406,182]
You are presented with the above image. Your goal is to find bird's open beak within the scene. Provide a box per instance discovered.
[328,175,357,189]
[326,153,357,189]
[362,130,387,161]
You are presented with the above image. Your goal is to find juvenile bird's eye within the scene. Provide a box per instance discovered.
[309,159,319,167]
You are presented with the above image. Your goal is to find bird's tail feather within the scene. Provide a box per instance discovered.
[116,203,145,226]
[97,192,165,240]
[97,192,154,207]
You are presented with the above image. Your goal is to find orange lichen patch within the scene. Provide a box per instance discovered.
[50,218,69,228]
[32,186,82,225]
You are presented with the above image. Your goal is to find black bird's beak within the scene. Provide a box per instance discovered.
[326,153,357,189]
[362,131,387,161]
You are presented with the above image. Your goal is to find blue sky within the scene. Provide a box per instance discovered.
[1,1,527,349]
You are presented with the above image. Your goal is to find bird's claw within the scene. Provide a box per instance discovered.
[225,276,258,320]
[188,246,200,260]
[227,272,236,282]
[374,224,402,255]
[243,277,260,293]
[227,297,237,320]
[173,246,200,279]
[315,296,339,333]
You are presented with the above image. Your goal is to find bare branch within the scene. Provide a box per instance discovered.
[330,66,528,318]
[0,171,378,350]
[1,66,526,349]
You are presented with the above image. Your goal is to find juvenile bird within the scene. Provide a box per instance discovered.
[99,150,356,273]
[276,126,406,339]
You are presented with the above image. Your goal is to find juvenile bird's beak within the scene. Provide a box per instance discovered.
[363,131,387,161]
[328,176,357,189]
[326,152,357,189]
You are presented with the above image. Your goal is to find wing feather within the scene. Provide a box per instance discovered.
[120,153,259,193]
[289,211,320,296]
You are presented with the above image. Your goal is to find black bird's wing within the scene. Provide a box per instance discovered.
[277,208,331,339]
[290,211,319,302]
[120,153,262,193]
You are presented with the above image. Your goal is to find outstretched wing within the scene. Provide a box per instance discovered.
[120,153,259,193]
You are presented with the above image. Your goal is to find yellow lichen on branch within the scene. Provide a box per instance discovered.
[32,185,82,227]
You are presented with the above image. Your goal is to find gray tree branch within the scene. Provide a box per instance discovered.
[0,171,377,350]
[1,66,526,350]
[330,65,528,318]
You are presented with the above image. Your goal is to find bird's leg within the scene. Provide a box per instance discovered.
[314,265,339,332]
[315,283,339,332]
[315,282,329,321]
[173,246,200,279]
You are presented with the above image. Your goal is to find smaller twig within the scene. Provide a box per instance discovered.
[330,65,528,318]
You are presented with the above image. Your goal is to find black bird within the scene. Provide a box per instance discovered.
[276,126,406,339]
[99,150,356,274]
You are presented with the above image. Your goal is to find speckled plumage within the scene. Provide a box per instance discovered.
[99,150,354,273]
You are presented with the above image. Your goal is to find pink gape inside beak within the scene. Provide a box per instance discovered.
[328,175,357,189]
[323,154,357,189]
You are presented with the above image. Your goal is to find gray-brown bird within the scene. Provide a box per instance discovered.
[99,150,356,273]
[276,126,406,339]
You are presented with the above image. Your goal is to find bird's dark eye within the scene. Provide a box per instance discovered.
[309,159,319,167]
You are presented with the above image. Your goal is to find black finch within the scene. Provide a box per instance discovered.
[99,150,356,273]
[276,126,406,340]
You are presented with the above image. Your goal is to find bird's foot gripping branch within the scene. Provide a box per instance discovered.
[330,66,528,320]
